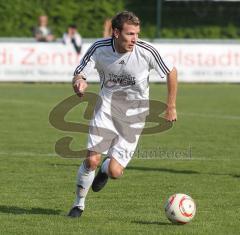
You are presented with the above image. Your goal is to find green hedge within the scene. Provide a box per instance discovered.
[0,0,240,39]
[161,25,240,39]
[0,0,124,38]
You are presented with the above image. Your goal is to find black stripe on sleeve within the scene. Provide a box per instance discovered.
[111,37,115,52]
[74,39,111,75]
[74,39,112,76]
[138,41,170,73]
[136,41,170,74]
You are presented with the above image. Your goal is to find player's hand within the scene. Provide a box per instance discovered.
[72,77,88,97]
[164,106,177,122]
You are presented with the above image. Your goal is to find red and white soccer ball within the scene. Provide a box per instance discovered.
[164,193,196,224]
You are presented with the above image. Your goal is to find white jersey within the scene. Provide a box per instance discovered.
[74,37,173,117]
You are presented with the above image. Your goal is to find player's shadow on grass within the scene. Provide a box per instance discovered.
[127,166,199,174]
[127,166,239,179]
[132,220,171,226]
[210,173,240,179]
[0,205,61,215]
[232,174,240,178]
[53,164,199,174]
[50,163,79,168]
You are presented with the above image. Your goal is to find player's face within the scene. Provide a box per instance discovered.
[114,23,140,53]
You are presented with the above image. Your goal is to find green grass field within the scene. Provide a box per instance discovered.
[0,83,239,235]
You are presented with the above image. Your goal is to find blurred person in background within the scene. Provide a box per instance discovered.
[34,15,55,42]
[62,24,82,54]
[103,18,112,38]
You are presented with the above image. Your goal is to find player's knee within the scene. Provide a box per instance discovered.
[108,167,123,179]
[87,157,101,170]
[86,153,101,170]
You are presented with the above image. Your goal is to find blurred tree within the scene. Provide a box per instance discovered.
[0,0,240,39]
[0,0,124,38]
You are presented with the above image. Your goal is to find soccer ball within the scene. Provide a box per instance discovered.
[164,193,196,224]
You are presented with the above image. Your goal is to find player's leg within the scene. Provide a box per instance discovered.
[92,121,144,192]
[92,135,139,192]
[92,156,124,192]
[75,151,101,207]
[108,157,124,178]
[68,150,101,217]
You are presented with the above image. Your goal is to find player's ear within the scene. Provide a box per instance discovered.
[113,28,120,38]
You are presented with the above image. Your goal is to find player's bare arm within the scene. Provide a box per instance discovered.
[165,67,178,122]
[72,74,88,97]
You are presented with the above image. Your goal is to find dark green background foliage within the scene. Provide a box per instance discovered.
[0,0,240,39]
[0,0,124,38]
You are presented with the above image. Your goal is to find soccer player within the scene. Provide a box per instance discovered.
[68,11,177,217]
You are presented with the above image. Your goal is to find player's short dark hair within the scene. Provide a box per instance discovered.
[111,11,140,31]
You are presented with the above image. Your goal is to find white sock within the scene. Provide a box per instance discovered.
[73,160,95,210]
[101,158,110,175]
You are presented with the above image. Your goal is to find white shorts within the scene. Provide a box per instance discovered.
[87,110,145,167]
